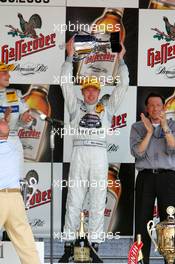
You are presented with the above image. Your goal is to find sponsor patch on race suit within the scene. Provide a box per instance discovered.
[6,91,18,103]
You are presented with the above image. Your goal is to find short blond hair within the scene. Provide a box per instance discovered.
[81,76,101,90]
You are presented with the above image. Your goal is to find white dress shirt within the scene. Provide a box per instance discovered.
[0,139,21,189]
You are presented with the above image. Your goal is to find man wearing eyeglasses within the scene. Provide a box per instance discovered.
[130,92,175,264]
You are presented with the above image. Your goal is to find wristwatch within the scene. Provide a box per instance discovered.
[164,128,172,134]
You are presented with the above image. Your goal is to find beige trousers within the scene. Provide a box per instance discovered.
[0,192,41,264]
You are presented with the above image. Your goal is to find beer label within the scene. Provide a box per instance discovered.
[6,91,18,102]
[18,85,50,161]
[104,190,119,232]
[18,109,47,161]
[74,246,90,262]
[77,52,119,86]
[128,241,143,264]
[96,103,105,114]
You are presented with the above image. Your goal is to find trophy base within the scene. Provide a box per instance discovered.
[164,255,175,264]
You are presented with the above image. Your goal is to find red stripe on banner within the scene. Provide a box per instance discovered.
[128,241,143,264]
[29,200,51,209]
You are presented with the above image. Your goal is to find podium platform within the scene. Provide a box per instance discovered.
[44,238,165,263]
[0,239,165,263]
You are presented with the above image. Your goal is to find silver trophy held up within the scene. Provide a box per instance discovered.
[73,31,122,59]
[147,206,175,264]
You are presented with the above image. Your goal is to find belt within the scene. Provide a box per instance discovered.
[142,169,175,174]
[0,188,20,193]
[73,139,106,148]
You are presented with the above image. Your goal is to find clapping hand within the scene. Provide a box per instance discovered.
[158,111,168,130]
[141,113,153,134]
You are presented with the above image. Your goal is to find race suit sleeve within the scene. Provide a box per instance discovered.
[107,59,129,116]
[17,90,29,115]
[60,57,78,121]
[17,90,30,127]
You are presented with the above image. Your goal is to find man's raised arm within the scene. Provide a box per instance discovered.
[60,38,78,118]
[107,44,129,115]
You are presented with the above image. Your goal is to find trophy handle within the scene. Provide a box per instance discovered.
[147,220,158,251]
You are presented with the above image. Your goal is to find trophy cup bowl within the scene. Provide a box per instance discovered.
[147,206,175,264]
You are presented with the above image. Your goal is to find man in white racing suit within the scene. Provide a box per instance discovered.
[0,62,33,159]
[0,62,33,240]
[59,38,129,263]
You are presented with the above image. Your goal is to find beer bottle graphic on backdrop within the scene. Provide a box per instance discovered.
[104,163,122,232]
[18,85,51,161]
[83,163,121,233]
[149,0,175,9]
[164,90,175,120]
[91,8,125,41]
[77,8,125,85]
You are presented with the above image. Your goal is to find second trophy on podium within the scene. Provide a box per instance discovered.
[73,212,92,263]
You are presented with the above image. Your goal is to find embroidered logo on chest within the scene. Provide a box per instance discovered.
[6,91,18,103]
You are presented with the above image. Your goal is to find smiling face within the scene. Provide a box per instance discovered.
[82,86,100,105]
[146,97,164,122]
[0,71,10,89]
